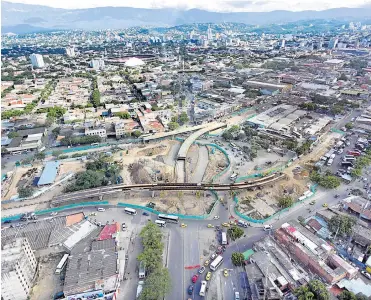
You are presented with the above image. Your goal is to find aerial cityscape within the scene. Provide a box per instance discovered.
[1,1,371,300]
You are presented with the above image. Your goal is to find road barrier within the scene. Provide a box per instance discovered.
[1,201,109,222]
[233,184,317,224]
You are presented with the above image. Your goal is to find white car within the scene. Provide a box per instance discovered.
[264,225,273,231]
[235,292,240,300]
[213,216,220,220]
[50,212,58,216]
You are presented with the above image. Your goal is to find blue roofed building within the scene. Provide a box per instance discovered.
[37,161,60,186]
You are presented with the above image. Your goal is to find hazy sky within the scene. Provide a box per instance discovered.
[6,0,371,11]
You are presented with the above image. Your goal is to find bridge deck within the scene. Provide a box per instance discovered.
[177,122,227,160]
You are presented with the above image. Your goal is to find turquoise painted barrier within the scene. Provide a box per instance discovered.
[46,144,110,155]
[1,201,109,222]
[331,128,346,135]
[234,184,318,224]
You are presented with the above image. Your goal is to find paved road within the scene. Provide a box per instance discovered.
[189,145,209,183]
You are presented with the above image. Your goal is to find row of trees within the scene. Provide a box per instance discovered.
[294,280,329,300]
[310,171,341,189]
[60,135,101,146]
[138,222,171,300]
[351,150,371,178]
[91,77,101,107]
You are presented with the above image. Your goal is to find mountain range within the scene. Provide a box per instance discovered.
[2,1,371,34]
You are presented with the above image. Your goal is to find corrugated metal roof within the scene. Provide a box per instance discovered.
[37,161,60,186]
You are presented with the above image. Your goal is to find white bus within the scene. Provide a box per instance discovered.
[221,232,228,245]
[158,214,179,224]
[199,281,207,297]
[124,208,137,215]
[55,254,69,274]
[155,220,166,227]
[210,255,223,271]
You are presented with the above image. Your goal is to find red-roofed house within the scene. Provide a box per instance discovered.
[97,223,120,241]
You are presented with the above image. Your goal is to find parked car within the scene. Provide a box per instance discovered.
[198,266,206,274]
[192,274,199,283]
[204,260,210,267]
[142,211,149,216]
[205,272,212,281]
[361,270,371,280]
[187,285,194,295]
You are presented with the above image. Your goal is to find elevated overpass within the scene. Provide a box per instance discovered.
[177,122,227,160]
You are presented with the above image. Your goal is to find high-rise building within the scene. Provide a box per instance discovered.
[207,25,213,40]
[1,237,37,300]
[30,53,45,68]
[281,39,286,48]
[328,38,338,49]
[65,47,75,57]
[90,59,105,70]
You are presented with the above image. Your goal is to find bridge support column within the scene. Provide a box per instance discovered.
[99,195,103,201]
[151,191,155,198]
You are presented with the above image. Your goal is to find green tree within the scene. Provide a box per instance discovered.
[231,252,245,266]
[278,196,294,208]
[338,291,356,300]
[34,152,46,161]
[351,168,362,178]
[65,170,103,192]
[168,122,179,131]
[7,131,19,138]
[283,140,298,151]
[91,89,101,107]
[139,267,172,300]
[308,280,330,300]
[310,171,340,189]
[115,112,131,119]
[222,130,233,140]
[227,226,244,241]
[52,150,63,158]
[295,285,314,300]
[328,215,356,237]
[179,112,189,125]
[345,122,353,130]
[295,280,329,300]
[132,130,142,138]
[18,186,34,198]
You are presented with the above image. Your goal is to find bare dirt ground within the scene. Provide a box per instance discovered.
[127,159,175,184]
[30,255,63,300]
[237,178,306,219]
[185,144,199,181]
[236,131,341,220]
[107,190,215,215]
[203,146,229,182]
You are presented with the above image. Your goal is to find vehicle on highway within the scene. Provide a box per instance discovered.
[198,266,206,274]
[89,212,97,216]
[187,285,194,295]
[309,201,316,205]
[205,272,212,281]
[192,274,199,283]
[142,211,149,216]
[213,216,220,220]
[327,158,334,166]
[361,270,371,280]
[122,223,126,230]
[139,261,146,279]
[230,173,238,181]
[221,232,228,245]
[155,220,166,227]
[210,253,217,260]
[223,269,229,277]
[207,224,214,228]
[323,203,328,207]
[124,207,137,215]
[204,260,210,266]
[221,222,230,228]
[199,281,207,297]
[235,291,240,300]
[237,220,248,228]
[158,214,179,224]
[334,194,340,198]
[210,255,224,271]
[51,212,58,216]
[263,225,273,231]
[97,207,105,212]
[180,223,187,228]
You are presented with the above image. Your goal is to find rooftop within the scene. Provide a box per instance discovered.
[37,161,60,186]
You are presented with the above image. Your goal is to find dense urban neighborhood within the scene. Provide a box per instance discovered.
[1,5,371,300]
